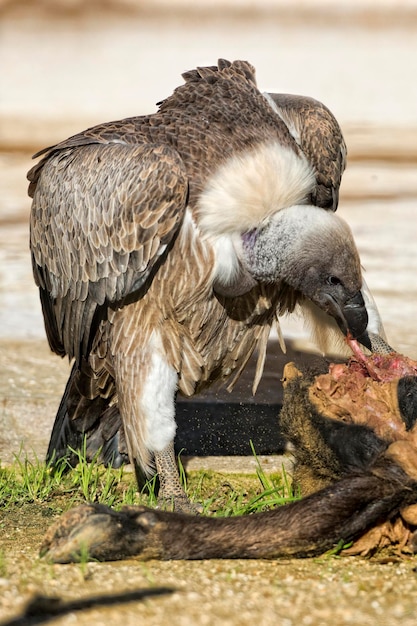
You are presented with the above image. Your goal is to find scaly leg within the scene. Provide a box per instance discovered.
[155,442,202,514]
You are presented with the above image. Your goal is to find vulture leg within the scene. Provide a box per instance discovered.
[154,443,202,513]
[111,323,200,512]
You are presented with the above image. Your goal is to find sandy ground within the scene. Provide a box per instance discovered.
[2,506,417,626]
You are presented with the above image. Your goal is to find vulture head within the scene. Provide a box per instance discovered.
[242,204,369,346]
[198,141,371,349]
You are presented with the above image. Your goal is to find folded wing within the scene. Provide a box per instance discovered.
[266,92,347,211]
[29,140,188,363]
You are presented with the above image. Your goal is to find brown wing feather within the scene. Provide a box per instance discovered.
[267,93,347,211]
[29,141,188,363]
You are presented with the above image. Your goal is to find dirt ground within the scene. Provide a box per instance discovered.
[1,502,417,626]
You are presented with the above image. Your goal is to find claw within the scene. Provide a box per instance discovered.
[156,495,203,514]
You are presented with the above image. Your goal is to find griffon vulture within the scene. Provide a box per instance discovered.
[28,59,384,510]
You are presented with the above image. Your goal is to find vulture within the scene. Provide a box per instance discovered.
[28,59,384,511]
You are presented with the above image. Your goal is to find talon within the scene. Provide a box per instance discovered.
[157,495,202,515]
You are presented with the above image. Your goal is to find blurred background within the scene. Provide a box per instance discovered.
[0,0,417,460]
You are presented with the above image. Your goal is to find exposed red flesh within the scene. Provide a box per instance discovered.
[310,339,417,446]
[345,336,417,382]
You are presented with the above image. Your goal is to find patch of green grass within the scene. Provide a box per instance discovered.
[0,449,139,511]
[185,442,299,518]
[67,438,129,507]
[74,541,97,579]
[13,450,69,502]
[320,540,354,559]
[194,464,298,518]
[0,443,299,519]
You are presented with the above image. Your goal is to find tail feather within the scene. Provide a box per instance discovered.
[46,362,129,468]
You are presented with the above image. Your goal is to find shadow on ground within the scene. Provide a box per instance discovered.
[0,588,174,626]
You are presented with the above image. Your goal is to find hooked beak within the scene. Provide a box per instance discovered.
[326,290,371,348]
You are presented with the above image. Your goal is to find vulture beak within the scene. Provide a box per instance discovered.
[325,290,371,349]
[352,330,372,351]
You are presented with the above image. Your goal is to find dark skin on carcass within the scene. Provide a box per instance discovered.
[41,340,417,563]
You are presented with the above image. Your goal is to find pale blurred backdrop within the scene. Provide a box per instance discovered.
[1,0,417,352]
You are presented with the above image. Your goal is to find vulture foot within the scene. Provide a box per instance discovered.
[156,495,203,514]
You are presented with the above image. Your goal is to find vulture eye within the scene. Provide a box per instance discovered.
[327,275,342,286]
